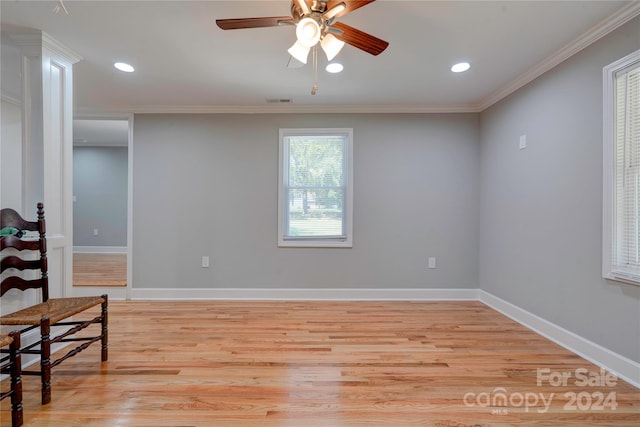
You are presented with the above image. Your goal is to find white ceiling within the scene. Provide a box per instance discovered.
[1,1,638,114]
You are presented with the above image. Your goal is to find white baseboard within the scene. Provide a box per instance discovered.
[73,246,127,254]
[71,286,128,300]
[129,287,480,301]
[479,290,640,389]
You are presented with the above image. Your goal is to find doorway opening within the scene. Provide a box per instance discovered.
[72,118,130,293]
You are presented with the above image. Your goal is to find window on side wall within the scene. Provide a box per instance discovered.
[603,49,640,285]
[278,128,353,248]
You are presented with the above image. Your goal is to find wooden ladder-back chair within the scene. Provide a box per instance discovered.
[0,331,23,427]
[0,203,108,405]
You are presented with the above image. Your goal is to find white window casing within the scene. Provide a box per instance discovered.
[603,49,640,285]
[278,128,353,248]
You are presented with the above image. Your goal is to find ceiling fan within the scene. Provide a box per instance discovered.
[216,0,389,65]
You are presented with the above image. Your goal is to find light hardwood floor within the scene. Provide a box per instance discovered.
[1,300,638,426]
[73,253,126,287]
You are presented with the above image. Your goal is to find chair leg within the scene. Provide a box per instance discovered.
[9,331,23,427]
[101,294,108,362]
[40,317,51,405]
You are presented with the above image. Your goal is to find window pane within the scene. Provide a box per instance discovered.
[285,135,346,239]
[279,128,353,248]
[287,188,344,237]
[287,136,344,188]
[613,61,640,272]
[603,50,640,283]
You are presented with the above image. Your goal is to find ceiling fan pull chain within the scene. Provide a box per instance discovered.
[311,45,319,95]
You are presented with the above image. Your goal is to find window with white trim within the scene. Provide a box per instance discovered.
[278,128,353,248]
[603,49,640,285]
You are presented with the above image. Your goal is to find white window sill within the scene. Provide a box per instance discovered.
[278,239,352,248]
[604,271,640,287]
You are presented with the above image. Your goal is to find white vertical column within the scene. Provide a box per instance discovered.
[0,35,23,210]
[8,32,46,215]
[9,30,82,299]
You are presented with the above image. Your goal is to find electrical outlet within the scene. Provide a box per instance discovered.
[201,256,210,268]
[93,228,99,236]
[428,257,436,269]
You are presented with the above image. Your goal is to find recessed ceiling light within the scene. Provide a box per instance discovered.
[451,62,471,73]
[114,62,134,73]
[326,62,344,73]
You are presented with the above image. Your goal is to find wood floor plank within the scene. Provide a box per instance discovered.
[73,253,126,287]
[1,300,638,426]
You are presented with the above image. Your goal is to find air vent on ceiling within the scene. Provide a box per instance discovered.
[266,98,292,104]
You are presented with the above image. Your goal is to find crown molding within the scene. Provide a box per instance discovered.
[477,1,640,111]
[4,29,82,64]
[42,31,83,64]
[75,103,482,116]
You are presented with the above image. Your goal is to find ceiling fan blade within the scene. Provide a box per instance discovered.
[332,22,388,56]
[326,0,375,18]
[216,16,294,30]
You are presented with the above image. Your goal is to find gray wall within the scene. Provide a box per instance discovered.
[129,16,639,364]
[73,146,128,247]
[479,17,640,362]
[133,113,480,290]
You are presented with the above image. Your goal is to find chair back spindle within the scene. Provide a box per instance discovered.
[1,202,49,301]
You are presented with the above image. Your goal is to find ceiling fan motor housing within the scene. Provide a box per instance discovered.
[291,1,328,18]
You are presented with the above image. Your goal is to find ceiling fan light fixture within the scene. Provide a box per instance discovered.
[320,33,345,61]
[296,17,321,48]
[288,40,311,64]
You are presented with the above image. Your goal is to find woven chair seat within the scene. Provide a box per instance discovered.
[0,333,12,348]
[0,296,105,326]
[2,204,108,406]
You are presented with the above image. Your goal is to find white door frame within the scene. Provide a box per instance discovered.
[70,114,134,300]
